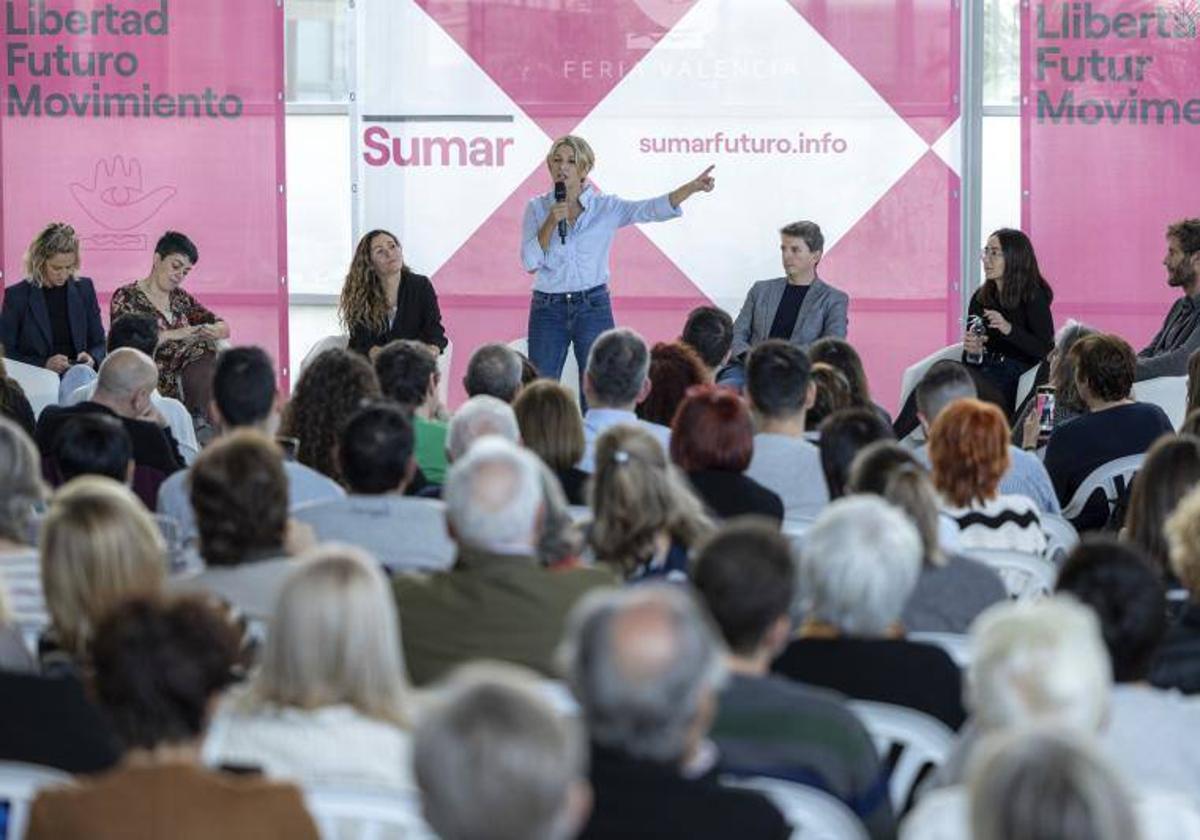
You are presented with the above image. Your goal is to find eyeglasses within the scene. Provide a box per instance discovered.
[980,248,1003,260]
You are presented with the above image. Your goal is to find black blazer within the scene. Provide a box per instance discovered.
[686,469,784,523]
[0,672,120,774]
[0,277,107,369]
[579,745,789,840]
[347,272,448,355]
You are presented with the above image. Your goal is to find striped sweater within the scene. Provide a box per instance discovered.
[940,494,1046,556]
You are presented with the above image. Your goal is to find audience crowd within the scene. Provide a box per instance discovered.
[5,221,1200,839]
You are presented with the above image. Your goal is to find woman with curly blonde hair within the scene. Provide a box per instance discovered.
[339,229,447,358]
[280,348,380,482]
[929,398,1045,556]
[589,424,713,581]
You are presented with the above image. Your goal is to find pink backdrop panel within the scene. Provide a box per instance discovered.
[370,1,960,412]
[1022,0,1200,345]
[1,0,288,384]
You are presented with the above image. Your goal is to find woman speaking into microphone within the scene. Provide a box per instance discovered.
[520,135,715,402]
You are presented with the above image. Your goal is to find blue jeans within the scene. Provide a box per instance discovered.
[528,284,614,411]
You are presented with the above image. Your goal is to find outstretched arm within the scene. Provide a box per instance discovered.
[669,165,716,208]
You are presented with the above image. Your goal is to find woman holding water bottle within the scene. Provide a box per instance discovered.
[964,229,1055,414]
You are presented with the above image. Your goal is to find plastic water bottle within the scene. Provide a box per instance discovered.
[964,315,986,365]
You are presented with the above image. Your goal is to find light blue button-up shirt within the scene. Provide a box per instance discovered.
[578,408,672,474]
[521,185,682,294]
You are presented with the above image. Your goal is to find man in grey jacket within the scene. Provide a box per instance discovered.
[720,220,849,387]
[1136,218,1200,381]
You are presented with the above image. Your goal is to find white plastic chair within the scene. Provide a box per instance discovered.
[723,775,869,840]
[508,337,579,398]
[4,358,60,419]
[1132,375,1187,429]
[304,786,435,840]
[967,548,1058,600]
[846,700,954,815]
[1061,453,1145,521]
[0,760,73,839]
[1040,514,1079,566]
[298,335,452,406]
[907,632,970,668]
[897,343,963,420]
[298,334,350,379]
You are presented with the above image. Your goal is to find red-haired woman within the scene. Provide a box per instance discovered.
[929,398,1045,555]
[670,385,783,523]
[636,341,708,428]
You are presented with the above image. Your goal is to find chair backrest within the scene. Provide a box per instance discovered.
[508,337,579,398]
[907,632,970,668]
[1061,453,1145,521]
[4,358,60,420]
[435,338,453,407]
[298,334,350,379]
[846,700,954,816]
[304,786,436,840]
[722,775,869,840]
[1040,514,1079,566]
[0,760,73,840]
[967,548,1058,601]
[1132,375,1187,429]
[896,343,964,426]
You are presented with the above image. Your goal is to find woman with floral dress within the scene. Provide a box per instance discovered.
[110,231,229,424]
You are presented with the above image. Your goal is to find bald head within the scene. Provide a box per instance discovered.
[92,348,159,419]
[561,585,725,764]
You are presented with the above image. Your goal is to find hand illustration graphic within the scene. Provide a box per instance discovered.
[69,156,176,231]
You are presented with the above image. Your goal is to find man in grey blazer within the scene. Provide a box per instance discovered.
[721,221,849,387]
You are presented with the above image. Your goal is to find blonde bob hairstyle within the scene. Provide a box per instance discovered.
[24,222,80,288]
[589,424,713,578]
[252,545,410,727]
[545,135,595,178]
[40,476,165,658]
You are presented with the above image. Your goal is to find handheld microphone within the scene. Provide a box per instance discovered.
[554,181,567,245]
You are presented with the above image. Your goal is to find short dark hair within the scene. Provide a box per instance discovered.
[107,313,159,356]
[1168,218,1200,255]
[54,413,132,483]
[915,360,976,420]
[746,339,811,419]
[190,430,288,567]
[681,306,734,370]
[669,385,754,473]
[818,407,895,499]
[212,346,276,428]
[463,344,523,403]
[375,340,438,409]
[779,220,824,254]
[693,521,795,656]
[1070,333,1135,403]
[154,230,199,264]
[338,403,415,494]
[91,595,238,750]
[585,328,649,407]
[1056,537,1167,682]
